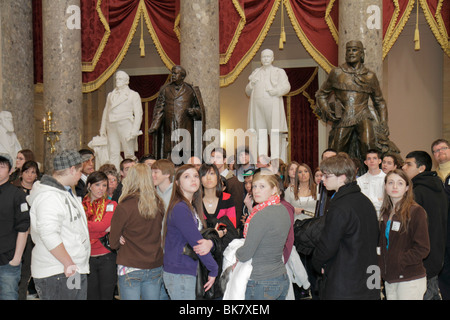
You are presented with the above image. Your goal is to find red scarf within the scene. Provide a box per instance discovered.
[82,195,107,222]
[243,194,280,238]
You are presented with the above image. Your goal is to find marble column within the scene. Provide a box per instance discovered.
[180,0,220,134]
[42,0,82,171]
[0,1,34,150]
[339,0,383,82]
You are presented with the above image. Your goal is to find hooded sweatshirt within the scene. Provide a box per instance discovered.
[411,171,448,278]
[27,175,90,279]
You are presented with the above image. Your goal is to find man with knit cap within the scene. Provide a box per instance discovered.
[28,150,90,300]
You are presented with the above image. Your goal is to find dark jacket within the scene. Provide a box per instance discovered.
[312,182,380,300]
[378,204,430,283]
[411,171,448,278]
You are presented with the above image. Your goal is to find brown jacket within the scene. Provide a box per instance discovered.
[109,195,164,269]
[378,204,430,283]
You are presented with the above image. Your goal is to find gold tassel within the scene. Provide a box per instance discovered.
[140,11,145,57]
[279,0,286,50]
[414,0,420,51]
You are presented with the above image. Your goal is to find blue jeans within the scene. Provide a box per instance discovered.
[0,263,21,300]
[118,266,163,300]
[245,273,289,300]
[163,271,196,300]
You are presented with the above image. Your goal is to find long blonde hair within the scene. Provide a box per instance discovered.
[119,163,164,220]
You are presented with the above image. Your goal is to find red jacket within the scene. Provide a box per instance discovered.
[82,196,117,256]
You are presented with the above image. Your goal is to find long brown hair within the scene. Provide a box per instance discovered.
[283,161,299,189]
[380,169,416,233]
[164,165,205,241]
[119,163,164,220]
[293,163,317,200]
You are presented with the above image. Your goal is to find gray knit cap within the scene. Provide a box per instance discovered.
[53,150,83,171]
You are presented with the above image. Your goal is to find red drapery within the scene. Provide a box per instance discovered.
[128,74,169,160]
[283,67,319,170]
[420,0,450,57]
[33,0,447,91]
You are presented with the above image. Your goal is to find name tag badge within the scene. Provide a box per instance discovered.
[392,221,401,232]
[20,203,28,212]
[106,204,114,212]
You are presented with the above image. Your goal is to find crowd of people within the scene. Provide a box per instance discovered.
[0,138,449,301]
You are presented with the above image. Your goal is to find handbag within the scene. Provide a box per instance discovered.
[99,232,116,253]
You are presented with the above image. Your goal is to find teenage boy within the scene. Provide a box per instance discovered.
[28,150,90,300]
[312,153,380,300]
[151,159,175,212]
[0,153,30,300]
[357,149,385,218]
[403,150,448,300]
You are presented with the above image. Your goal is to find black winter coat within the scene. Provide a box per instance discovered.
[312,182,380,300]
[411,171,448,278]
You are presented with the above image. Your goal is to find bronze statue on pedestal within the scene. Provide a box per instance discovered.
[315,40,399,173]
[148,65,205,161]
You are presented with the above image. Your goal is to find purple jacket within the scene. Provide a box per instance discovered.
[163,201,218,277]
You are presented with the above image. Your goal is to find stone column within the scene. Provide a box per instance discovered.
[0,1,34,150]
[339,0,383,82]
[42,0,82,171]
[180,0,220,133]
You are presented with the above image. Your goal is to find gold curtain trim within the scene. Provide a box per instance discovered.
[419,0,450,57]
[325,0,338,44]
[284,0,334,73]
[82,0,111,72]
[220,0,282,87]
[174,12,181,42]
[142,3,176,71]
[82,0,145,93]
[382,0,416,59]
[220,0,246,65]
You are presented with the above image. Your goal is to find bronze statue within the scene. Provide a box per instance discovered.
[315,40,399,172]
[148,65,205,160]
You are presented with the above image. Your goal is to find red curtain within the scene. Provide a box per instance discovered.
[420,0,450,57]
[284,0,338,73]
[128,74,169,160]
[33,0,447,91]
[284,67,319,171]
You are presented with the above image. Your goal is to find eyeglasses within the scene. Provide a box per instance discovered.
[433,146,449,154]
[322,173,336,179]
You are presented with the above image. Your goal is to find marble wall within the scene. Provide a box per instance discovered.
[0,0,34,150]
[180,0,220,132]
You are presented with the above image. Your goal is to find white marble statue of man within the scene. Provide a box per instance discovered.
[246,49,290,161]
[0,111,22,168]
[100,70,143,170]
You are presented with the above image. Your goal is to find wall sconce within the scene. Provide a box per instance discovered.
[42,111,62,154]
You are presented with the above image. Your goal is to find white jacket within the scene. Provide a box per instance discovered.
[27,175,90,279]
[222,239,309,300]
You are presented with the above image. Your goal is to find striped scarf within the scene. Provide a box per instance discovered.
[243,194,280,238]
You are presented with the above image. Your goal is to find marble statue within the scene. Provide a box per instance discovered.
[99,70,143,170]
[315,40,399,173]
[246,49,290,162]
[0,111,22,168]
[148,65,205,160]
